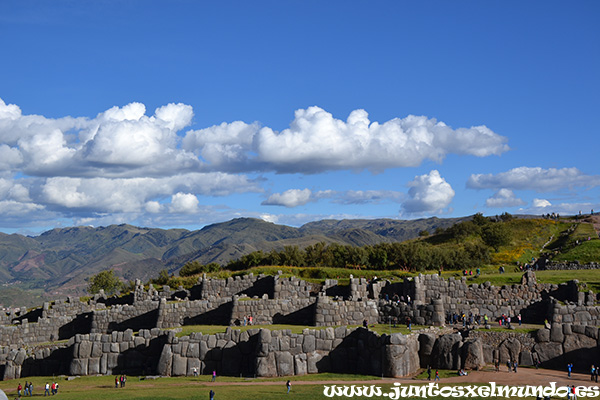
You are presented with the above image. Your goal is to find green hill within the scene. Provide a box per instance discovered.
[1,214,598,307]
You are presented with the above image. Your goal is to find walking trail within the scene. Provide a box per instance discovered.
[194,367,599,388]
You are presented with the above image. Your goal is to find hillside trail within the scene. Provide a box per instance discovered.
[591,214,600,236]
[564,213,600,236]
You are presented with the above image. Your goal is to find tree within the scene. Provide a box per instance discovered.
[499,212,513,222]
[180,261,221,277]
[87,269,123,295]
[153,269,170,285]
[472,212,490,227]
[481,223,512,252]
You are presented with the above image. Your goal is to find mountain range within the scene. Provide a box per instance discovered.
[0,216,466,307]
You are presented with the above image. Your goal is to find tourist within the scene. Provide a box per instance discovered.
[17,383,22,397]
[115,376,119,388]
[507,360,511,372]
[24,381,29,396]
[406,316,411,331]
[434,370,440,381]
[427,365,431,380]
[212,370,217,382]
[591,365,596,381]
[45,382,50,396]
[518,314,522,326]
[193,366,199,377]
[27,382,33,396]
[209,389,215,400]
[568,362,573,378]
[286,379,291,394]
[513,361,518,373]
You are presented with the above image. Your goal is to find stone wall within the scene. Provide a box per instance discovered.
[91,300,160,333]
[69,329,168,376]
[157,298,233,328]
[1,272,597,348]
[231,298,315,326]
[157,327,419,378]
[544,261,600,270]
[0,342,72,380]
[314,296,379,326]
[2,322,600,380]
[199,274,274,300]
[378,298,445,326]
[550,301,600,326]
[273,276,312,299]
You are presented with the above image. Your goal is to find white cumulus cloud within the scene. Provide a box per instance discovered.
[532,198,552,208]
[485,189,525,208]
[318,190,404,205]
[183,121,260,170]
[401,170,455,214]
[253,107,508,173]
[169,193,199,214]
[262,189,312,208]
[40,173,260,213]
[468,167,600,192]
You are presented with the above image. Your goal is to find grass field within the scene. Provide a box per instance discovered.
[175,323,434,338]
[0,373,495,400]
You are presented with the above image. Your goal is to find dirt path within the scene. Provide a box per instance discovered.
[590,214,600,236]
[190,367,597,387]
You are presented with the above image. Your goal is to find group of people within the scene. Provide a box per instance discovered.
[114,374,127,388]
[426,366,440,381]
[447,311,522,329]
[17,381,33,397]
[462,268,481,276]
[16,381,60,397]
[242,315,253,326]
[385,293,411,305]
[493,359,519,373]
[46,382,59,396]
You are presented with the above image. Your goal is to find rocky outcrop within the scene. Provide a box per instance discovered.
[383,333,420,377]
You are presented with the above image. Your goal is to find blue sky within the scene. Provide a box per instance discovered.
[0,1,599,234]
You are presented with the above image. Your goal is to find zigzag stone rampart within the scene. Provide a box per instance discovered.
[1,270,600,380]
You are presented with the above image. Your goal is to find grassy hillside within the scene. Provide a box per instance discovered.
[1,215,598,307]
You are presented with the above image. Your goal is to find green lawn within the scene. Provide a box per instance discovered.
[175,323,433,338]
[0,374,495,400]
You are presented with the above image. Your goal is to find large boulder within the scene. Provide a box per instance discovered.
[462,338,485,370]
[172,354,187,376]
[519,350,533,366]
[550,323,565,343]
[294,354,307,376]
[418,333,437,368]
[430,333,462,370]
[537,328,550,342]
[498,337,521,363]
[384,335,420,377]
[157,345,173,376]
[255,353,277,377]
[533,342,563,368]
[276,351,294,376]
[69,358,88,376]
[307,351,329,374]
[562,333,599,367]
